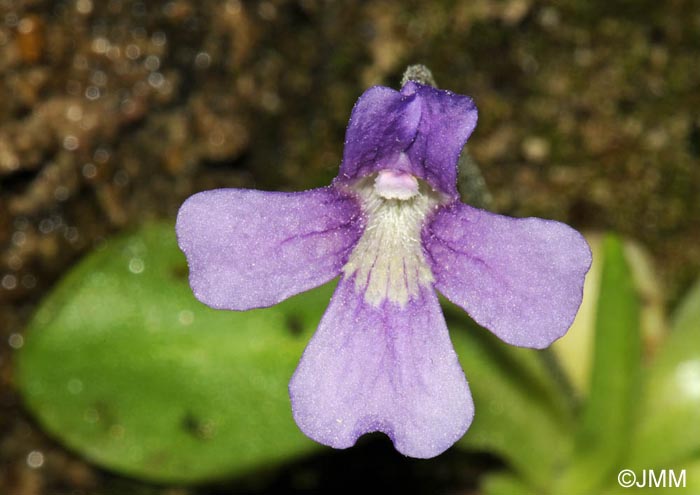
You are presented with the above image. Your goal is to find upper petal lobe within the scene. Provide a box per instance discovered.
[402,82,478,198]
[176,187,363,310]
[337,82,477,199]
[423,203,592,348]
[289,276,474,458]
[337,85,421,182]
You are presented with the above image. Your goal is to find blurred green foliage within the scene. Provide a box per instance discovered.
[14,226,700,493]
[555,236,641,493]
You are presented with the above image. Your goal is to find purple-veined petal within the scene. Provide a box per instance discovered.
[423,202,592,349]
[337,82,477,199]
[401,82,478,198]
[289,276,473,458]
[176,187,363,311]
[336,86,421,182]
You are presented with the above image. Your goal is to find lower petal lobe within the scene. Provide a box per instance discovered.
[176,187,362,310]
[423,203,592,349]
[289,276,473,458]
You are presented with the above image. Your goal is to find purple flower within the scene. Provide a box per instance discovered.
[176,81,592,458]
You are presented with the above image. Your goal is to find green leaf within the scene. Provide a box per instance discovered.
[15,223,324,483]
[482,471,539,495]
[556,234,642,493]
[629,277,700,469]
[448,302,575,490]
[552,234,668,398]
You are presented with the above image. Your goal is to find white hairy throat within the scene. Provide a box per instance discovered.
[342,170,444,307]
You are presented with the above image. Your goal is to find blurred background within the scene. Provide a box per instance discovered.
[1,0,699,494]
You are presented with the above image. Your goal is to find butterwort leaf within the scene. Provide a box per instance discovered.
[481,472,537,495]
[628,277,700,469]
[552,234,668,397]
[15,224,326,483]
[556,234,642,494]
[448,300,575,490]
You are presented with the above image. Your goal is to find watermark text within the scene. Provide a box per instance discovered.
[618,469,686,488]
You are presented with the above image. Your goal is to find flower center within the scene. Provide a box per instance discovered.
[342,171,440,307]
[374,169,419,200]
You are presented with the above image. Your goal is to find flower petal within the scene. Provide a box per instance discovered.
[337,83,477,199]
[423,203,592,348]
[337,85,421,181]
[289,276,473,458]
[402,82,478,198]
[176,187,363,310]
